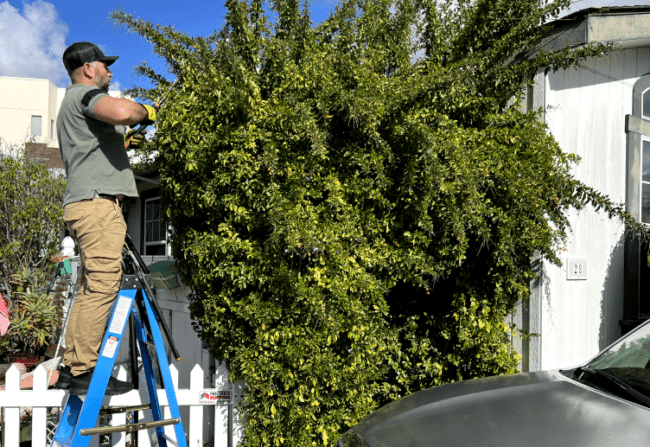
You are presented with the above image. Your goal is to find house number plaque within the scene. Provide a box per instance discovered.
[566,258,588,280]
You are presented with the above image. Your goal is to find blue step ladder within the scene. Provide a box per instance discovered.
[52,236,187,447]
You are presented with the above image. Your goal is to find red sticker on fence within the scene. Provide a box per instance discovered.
[199,390,231,404]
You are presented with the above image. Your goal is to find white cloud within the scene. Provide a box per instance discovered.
[109,80,122,92]
[0,1,69,86]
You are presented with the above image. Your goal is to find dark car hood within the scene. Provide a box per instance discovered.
[353,370,650,447]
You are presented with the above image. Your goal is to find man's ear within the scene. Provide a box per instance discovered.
[82,62,95,79]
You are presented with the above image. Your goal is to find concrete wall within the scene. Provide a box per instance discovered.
[526,48,648,371]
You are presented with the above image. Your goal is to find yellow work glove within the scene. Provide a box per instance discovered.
[140,104,157,126]
[125,128,145,149]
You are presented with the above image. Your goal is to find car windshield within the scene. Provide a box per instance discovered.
[585,321,650,400]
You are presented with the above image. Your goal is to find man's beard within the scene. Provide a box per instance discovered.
[95,77,109,92]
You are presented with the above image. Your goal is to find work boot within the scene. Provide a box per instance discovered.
[69,368,134,396]
[54,365,72,390]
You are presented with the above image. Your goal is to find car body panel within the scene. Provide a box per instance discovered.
[352,370,650,447]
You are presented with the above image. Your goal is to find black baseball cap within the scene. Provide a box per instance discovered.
[62,42,118,73]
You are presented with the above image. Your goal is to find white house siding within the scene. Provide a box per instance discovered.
[526,48,649,371]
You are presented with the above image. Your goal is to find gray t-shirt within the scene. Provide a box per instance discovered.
[57,84,139,205]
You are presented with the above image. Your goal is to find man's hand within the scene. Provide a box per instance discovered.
[125,129,145,149]
[141,104,157,126]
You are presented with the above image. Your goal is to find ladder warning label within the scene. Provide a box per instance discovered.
[102,336,119,358]
[108,296,132,335]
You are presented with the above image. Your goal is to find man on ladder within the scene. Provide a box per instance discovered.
[55,41,156,396]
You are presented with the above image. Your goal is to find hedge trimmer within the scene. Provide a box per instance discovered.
[124,78,180,149]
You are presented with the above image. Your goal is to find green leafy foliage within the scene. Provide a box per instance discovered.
[0,153,66,356]
[0,154,66,298]
[0,269,64,356]
[112,0,649,445]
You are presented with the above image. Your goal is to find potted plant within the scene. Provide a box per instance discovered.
[0,268,63,367]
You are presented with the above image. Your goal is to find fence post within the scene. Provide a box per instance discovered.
[213,362,229,447]
[188,364,203,447]
[31,365,48,447]
[3,365,21,447]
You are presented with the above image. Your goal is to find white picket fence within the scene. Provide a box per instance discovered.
[0,362,244,447]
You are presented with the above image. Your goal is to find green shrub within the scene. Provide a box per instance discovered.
[0,153,65,357]
[113,0,648,445]
[0,153,65,296]
[0,269,64,357]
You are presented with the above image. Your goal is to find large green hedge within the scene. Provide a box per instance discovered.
[113,1,647,445]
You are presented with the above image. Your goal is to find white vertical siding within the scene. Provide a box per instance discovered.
[534,48,643,371]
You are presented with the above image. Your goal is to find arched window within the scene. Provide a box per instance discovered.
[623,75,650,330]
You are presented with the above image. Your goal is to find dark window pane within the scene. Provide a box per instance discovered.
[159,220,166,239]
[152,222,160,242]
[152,199,160,220]
[641,239,650,315]
[641,140,650,182]
[146,202,154,221]
[146,222,153,241]
[145,243,166,256]
[643,183,650,224]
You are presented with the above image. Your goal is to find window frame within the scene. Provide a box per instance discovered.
[143,196,168,256]
[623,75,650,330]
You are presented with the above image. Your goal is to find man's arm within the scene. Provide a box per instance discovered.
[93,97,149,126]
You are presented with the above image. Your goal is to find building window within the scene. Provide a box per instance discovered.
[31,115,42,137]
[643,138,650,223]
[50,120,54,139]
[640,238,650,317]
[623,76,650,330]
[144,197,167,256]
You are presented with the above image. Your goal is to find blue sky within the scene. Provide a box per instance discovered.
[0,0,338,91]
[0,0,645,92]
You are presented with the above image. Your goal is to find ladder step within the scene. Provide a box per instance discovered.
[100,404,152,415]
[79,418,180,436]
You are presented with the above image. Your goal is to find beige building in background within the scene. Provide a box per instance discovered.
[0,76,64,152]
[0,75,124,155]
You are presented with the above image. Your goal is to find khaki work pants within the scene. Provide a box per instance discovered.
[63,198,126,376]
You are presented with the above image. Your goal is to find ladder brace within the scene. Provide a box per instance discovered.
[80,418,181,436]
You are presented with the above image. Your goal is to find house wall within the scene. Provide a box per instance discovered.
[528,47,649,371]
